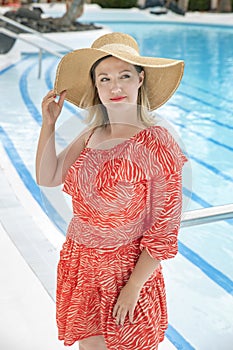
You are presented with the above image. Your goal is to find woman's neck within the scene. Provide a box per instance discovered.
[106,106,145,137]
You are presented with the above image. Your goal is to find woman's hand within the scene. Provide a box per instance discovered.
[113,280,141,326]
[41,89,66,125]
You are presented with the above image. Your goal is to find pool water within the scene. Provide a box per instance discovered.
[0,17,233,350]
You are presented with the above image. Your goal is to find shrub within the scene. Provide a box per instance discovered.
[188,0,211,11]
[92,0,137,8]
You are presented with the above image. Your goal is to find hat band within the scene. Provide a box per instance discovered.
[99,43,139,56]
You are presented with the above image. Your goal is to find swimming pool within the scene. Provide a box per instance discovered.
[0,12,233,350]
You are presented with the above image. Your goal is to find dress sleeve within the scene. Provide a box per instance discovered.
[139,126,188,261]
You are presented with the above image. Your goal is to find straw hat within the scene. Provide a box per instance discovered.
[54,32,184,111]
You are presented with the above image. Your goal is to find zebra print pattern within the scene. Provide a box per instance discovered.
[57,126,187,348]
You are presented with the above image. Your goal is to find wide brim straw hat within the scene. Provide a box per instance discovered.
[54,32,184,111]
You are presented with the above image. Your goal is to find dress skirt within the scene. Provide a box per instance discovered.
[56,235,168,349]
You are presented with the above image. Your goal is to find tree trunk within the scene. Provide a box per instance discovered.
[58,0,85,26]
[178,0,189,12]
[217,0,232,12]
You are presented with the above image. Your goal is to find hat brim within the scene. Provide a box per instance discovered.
[54,47,184,111]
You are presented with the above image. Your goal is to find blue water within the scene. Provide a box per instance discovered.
[0,16,233,350]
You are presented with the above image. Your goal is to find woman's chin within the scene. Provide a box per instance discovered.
[105,101,136,112]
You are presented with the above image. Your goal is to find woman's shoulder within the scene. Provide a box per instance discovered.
[145,125,188,172]
[148,124,173,140]
[62,126,94,167]
[142,125,175,147]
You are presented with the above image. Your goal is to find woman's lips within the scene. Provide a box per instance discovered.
[110,96,126,102]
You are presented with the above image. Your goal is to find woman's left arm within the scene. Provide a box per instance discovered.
[112,170,181,327]
[113,249,160,326]
[113,127,188,327]
[113,169,184,326]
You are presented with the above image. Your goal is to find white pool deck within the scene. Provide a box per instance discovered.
[0,4,232,349]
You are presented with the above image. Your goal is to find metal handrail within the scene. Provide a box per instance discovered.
[181,203,233,228]
[0,27,63,78]
[0,14,72,52]
[0,27,63,58]
[0,14,73,78]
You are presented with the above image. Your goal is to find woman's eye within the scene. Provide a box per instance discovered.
[100,77,109,82]
[121,74,130,79]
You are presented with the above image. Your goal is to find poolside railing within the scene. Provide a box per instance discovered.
[0,27,63,78]
[181,203,233,227]
[0,14,72,51]
[0,14,71,78]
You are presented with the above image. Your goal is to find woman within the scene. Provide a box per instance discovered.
[36,32,187,350]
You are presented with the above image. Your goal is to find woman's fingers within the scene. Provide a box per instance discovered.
[128,309,135,324]
[113,283,140,326]
[43,89,55,100]
[42,90,62,104]
[41,90,67,124]
[42,90,56,106]
[112,303,118,318]
[113,304,136,326]
[115,306,126,326]
[117,308,128,326]
[58,90,67,108]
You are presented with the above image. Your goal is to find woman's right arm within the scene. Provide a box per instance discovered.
[36,90,87,187]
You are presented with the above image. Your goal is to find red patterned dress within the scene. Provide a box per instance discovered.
[56,125,187,349]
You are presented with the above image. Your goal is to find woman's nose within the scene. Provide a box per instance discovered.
[110,80,122,94]
[111,87,121,94]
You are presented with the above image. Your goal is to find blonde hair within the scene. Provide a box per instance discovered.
[80,57,155,128]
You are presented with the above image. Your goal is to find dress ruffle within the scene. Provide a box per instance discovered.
[57,237,167,349]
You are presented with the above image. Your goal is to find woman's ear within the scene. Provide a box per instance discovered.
[138,70,145,88]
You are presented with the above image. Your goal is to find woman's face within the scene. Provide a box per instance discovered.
[94,56,144,110]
